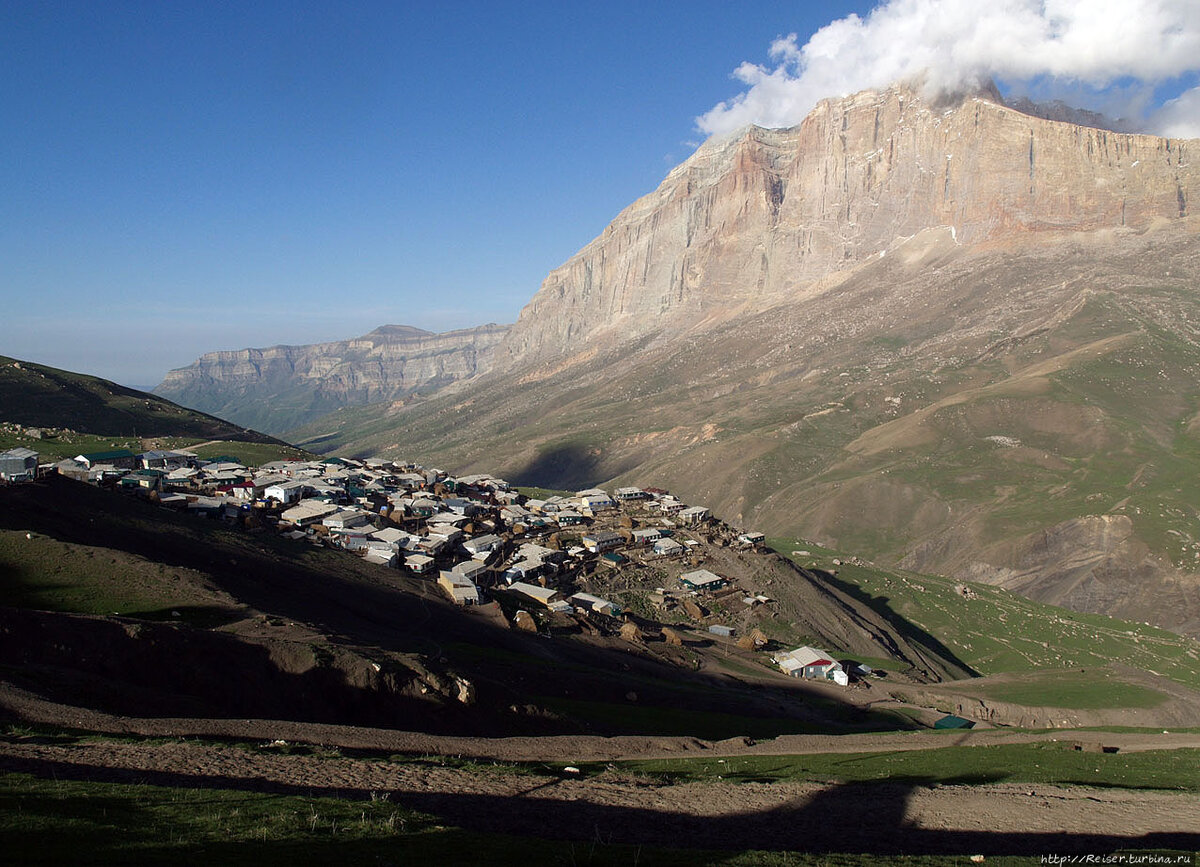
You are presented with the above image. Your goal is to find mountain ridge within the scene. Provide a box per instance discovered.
[154,322,510,435]
[494,83,1195,373]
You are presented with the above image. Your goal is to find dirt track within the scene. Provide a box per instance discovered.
[5,682,1200,761]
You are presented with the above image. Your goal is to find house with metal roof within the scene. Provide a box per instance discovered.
[679,569,728,591]
[74,449,136,470]
[773,646,844,682]
[438,571,479,605]
[0,447,38,481]
[581,531,623,553]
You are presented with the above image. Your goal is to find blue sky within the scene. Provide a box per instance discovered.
[3,1,1197,387]
[1,1,865,386]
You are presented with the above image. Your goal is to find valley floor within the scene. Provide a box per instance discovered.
[4,685,1200,858]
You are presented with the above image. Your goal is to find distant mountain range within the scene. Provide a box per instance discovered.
[154,323,509,435]
[163,83,1200,636]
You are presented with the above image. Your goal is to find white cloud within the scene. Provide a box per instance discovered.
[1150,85,1200,138]
[697,0,1200,138]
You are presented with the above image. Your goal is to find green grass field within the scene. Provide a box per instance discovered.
[0,771,983,867]
[0,431,313,466]
[946,669,1168,710]
[770,536,1200,696]
[606,742,1200,791]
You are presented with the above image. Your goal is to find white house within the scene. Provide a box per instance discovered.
[653,537,685,557]
[322,509,374,531]
[630,528,663,546]
[462,533,503,559]
[404,553,436,574]
[773,646,844,681]
[264,480,306,504]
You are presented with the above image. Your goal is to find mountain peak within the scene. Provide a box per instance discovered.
[498,82,1198,372]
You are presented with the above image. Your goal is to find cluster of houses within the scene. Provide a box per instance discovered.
[28,448,737,612]
[4,442,856,686]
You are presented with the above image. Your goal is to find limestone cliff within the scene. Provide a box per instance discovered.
[155,323,509,435]
[499,84,1196,370]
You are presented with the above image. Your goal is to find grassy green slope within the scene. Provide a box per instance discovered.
[770,537,1200,694]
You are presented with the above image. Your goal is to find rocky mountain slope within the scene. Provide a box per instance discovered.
[498,84,1194,371]
[155,323,509,435]
[290,84,1200,636]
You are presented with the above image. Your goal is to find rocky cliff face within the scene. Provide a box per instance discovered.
[499,84,1196,371]
[155,323,509,435]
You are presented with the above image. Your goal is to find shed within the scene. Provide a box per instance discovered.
[569,592,621,617]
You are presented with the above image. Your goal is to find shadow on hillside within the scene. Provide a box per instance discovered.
[510,443,605,491]
[3,752,1197,857]
[809,566,979,680]
[510,442,638,493]
[121,604,247,628]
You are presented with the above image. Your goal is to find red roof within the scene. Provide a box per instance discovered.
[807,659,833,667]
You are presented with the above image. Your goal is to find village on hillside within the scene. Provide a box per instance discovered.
[1,443,867,687]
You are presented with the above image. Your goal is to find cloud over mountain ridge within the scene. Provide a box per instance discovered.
[698,0,1200,139]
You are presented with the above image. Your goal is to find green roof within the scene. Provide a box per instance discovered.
[933,714,975,729]
[78,449,135,461]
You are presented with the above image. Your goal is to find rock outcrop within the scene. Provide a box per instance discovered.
[498,84,1196,371]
